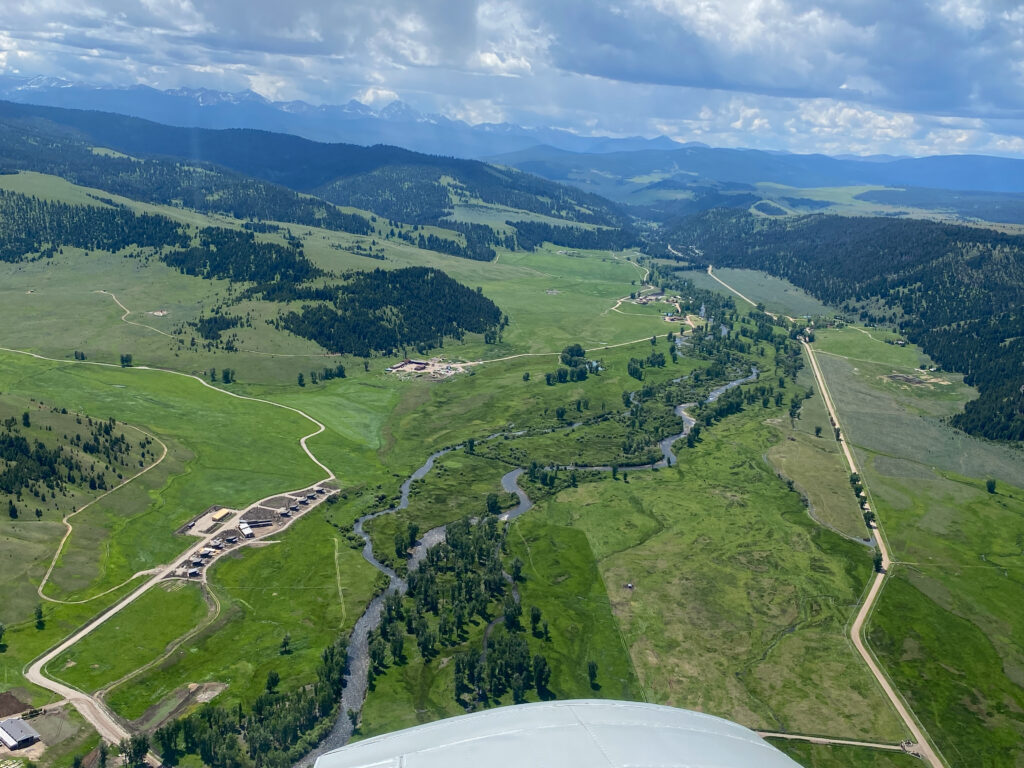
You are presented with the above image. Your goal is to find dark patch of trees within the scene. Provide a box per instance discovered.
[508,220,638,252]
[276,267,502,357]
[190,314,242,341]
[661,210,1024,440]
[0,189,187,262]
[162,227,320,284]
[543,344,599,385]
[400,230,494,262]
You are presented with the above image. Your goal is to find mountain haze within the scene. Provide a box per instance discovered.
[0,76,682,158]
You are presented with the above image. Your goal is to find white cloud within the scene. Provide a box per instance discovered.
[938,0,988,30]
[471,51,532,75]
[443,97,507,124]
[357,87,399,106]
[1,0,1024,156]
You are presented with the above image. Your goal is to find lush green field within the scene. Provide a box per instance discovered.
[105,506,378,721]
[46,581,209,693]
[812,326,1024,765]
[765,365,868,541]
[0,578,140,706]
[0,353,324,599]
[532,403,907,742]
[770,740,922,767]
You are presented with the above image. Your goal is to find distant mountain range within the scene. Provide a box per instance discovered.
[0,75,684,158]
[485,144,1024,199]
[4,75,1024,199]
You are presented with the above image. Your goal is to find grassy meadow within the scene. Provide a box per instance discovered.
[104,506,379,721]
[812,326,1024,766]
[5,168,1019,768]
[529,405,907,742]
[46,581,209,693]
[688,267,833,319]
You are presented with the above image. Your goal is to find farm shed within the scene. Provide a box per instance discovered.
[0,718,41,749]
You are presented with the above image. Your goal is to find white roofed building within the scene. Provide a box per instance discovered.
[0,718,41,750]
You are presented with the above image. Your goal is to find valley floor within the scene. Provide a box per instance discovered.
[0,188,1018,768]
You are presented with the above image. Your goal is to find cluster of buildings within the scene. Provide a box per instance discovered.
[385,358,429,373]
[385,357,463,380]
[173,487,332,579]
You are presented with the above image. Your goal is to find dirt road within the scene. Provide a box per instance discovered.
[802,338,943,768]
[38,428,169,603]
[2,345,335,748]
[758,732,908,752]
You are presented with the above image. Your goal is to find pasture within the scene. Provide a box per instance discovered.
[688,267,833,319]
[105,507,379,721]
[46,581,209,693]
[812,326,1024,765]
[532,404,908,742]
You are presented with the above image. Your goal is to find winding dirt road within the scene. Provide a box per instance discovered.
[38,427,169,604]
[1,345,335,749]
[7,271,943,763]
[97,290,174,338]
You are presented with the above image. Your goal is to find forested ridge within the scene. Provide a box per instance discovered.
[0,186,326,286]
[507,220,639,252]
[659,210,1024,440]
[0,189,187,261]
[274,267,503,357]
[0,116,373,234]
[0,100,634,261]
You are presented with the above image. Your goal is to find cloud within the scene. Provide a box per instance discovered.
[357,87,399,107]
[0,0,1023,156]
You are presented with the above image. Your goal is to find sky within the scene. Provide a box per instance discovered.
[2,0,1024,156]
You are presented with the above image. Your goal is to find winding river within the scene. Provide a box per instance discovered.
[298,368,758,764]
